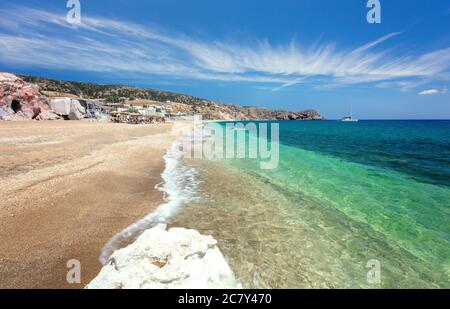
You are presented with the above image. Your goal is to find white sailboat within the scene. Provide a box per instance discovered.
[341,107,359,122]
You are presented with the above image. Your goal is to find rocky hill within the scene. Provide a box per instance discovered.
[17,74,324,121]
[19,74,204,105]
[0,73,59,120]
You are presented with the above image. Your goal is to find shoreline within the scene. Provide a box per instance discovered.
[0,120,181,288]
[87,121,243,289]
[99,129,199,265]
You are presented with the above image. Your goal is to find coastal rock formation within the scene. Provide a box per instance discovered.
[86,225,242,289]
[0,73,58,120]
[274,109,324,121]
[50,98,86,120]
[167,102,324,121]
[20,74,324,121]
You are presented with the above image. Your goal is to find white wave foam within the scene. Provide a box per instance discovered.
[99,138,198,264]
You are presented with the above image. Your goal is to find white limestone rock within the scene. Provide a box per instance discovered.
[86,225,241,289]
[49,97,86,120]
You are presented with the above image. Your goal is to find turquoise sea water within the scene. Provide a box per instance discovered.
[169,120,450,288]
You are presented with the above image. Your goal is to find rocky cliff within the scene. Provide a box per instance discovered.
[0,73,58,120]
[160,99,324,121]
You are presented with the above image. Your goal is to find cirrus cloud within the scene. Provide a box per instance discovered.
[418,88,448,95]
[0,6,449,91]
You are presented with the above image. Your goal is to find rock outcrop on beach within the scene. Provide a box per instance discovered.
[86,225,241,289]
[0,73,59,120]
[49,97,86,120]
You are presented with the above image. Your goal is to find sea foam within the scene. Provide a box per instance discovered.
[99,137,198,264]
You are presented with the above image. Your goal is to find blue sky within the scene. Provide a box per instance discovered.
[0,0,449,119]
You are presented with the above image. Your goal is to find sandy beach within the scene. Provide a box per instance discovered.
[0,120,180,288]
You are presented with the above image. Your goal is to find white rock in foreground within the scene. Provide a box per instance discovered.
[86,225,241,289]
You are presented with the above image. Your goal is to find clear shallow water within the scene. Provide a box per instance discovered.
[169,120,450,288]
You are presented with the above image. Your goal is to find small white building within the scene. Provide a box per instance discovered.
[139,106,157,116]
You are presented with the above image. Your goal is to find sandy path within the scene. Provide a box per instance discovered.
[0,120,179,288]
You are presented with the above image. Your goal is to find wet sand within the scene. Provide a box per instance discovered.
[0,120,179,288]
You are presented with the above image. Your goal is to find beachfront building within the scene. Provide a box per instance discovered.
[129,105,156,116]
[139,105,167,117]
[109,111,166,124]
[116,107,129,113]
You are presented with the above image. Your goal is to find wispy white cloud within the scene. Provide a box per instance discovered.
[0,6,449,90]
[419,89,439,95]
[418,87,448,95]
